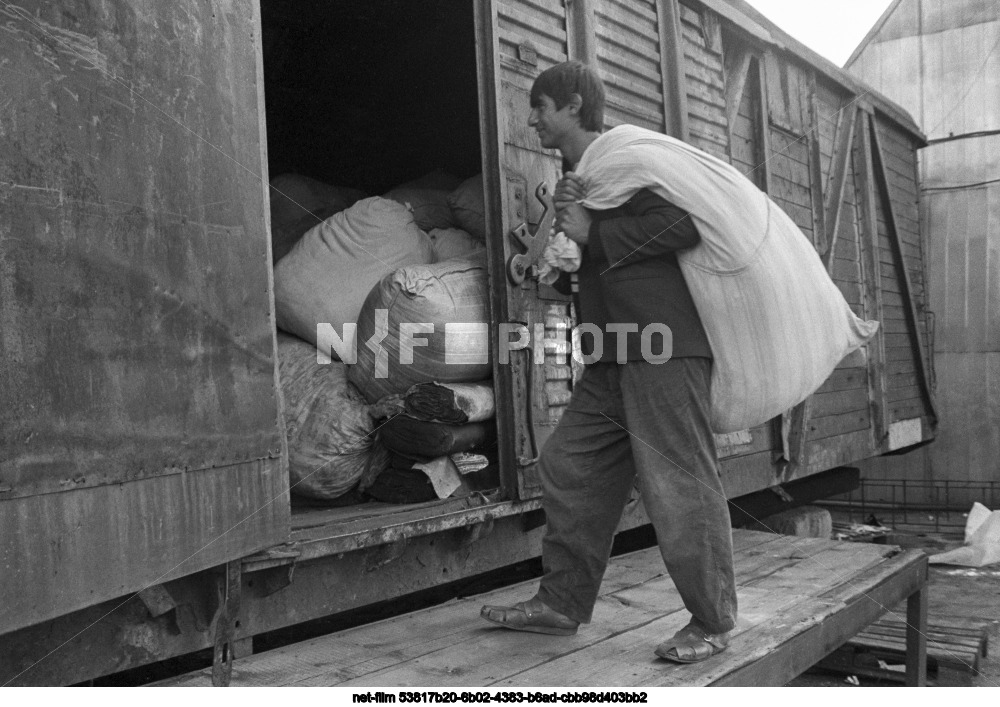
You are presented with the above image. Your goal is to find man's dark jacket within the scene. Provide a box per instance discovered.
[560,188,712,362]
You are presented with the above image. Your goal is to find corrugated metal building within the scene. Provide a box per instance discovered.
[846,0,1000,499]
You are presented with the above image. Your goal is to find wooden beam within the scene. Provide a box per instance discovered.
[854,109,889,448]
[822,102,858,270]
[658,0,689,140]
[906,585,929,686]
[807,76,827,254]
[473,0,519,499]
[567,0,597,67]
[780,73,834,475]
[724,45,754,138]
[755,54,773,192]
[912,131,936,391]
[868,115,939,423]
[779,401,810,476]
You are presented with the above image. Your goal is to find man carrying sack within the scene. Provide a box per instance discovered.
[480,61,738,664]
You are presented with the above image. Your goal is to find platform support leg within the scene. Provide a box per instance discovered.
[905,586,928,686]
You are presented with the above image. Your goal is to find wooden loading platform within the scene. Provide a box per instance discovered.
[159,530,928,687]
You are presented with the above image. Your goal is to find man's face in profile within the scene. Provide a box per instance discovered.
[528,93,579,151]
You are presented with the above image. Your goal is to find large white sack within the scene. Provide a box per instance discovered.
[575,124,879,433]
[348,253,491,403]
[274,197,434,353]
[929,503,1000,567]
[277,333,388,500]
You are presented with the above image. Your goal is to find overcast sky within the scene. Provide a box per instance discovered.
[742,0,895,66]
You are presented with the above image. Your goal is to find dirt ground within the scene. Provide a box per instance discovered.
[788,527,1000,687]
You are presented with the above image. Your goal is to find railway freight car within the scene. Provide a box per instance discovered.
[0,0,936,685]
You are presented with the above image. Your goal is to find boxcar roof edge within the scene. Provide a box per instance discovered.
[706,0,927,145]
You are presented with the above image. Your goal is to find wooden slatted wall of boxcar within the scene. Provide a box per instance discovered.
[873,121,934,425]
[679,3,730,160]
[805,90,875,466]
[497,0,568,72]
[487,0,933,499]
[760,54,817,248]
[593,0,664,131]
[806,84,874,468]
[728,58,764,188]
[710,13,930,486]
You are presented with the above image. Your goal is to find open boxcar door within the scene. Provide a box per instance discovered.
[475,0,573,500]
[475,0,686,498]
[0,0,288,636]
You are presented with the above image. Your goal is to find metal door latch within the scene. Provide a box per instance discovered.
[507,182,556,285]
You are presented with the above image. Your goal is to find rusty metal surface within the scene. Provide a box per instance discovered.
[211,561,242,687]
[0,456,288,639]
[0,0,289,638]
[0,1,281,500]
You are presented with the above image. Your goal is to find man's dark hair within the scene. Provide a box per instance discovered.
[530,61,605,132]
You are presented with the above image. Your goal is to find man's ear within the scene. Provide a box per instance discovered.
[567,93,583,117]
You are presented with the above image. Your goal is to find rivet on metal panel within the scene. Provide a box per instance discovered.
[512,185,525,219]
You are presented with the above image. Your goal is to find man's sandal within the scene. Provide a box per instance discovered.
[480,598,580,636]
[654,624,730,663]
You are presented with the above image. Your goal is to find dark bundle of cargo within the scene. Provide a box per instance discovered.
[380,414,496,458]
[382,171,485,261]
[365,453,440,504]
[382,170,487,243]
[403,381,495,424]
[364,382,497,504]
[277,333,389,501]
[366,450,498,504]
[268,174,366,263]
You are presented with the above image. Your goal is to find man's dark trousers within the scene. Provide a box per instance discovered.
[534,357,738,635]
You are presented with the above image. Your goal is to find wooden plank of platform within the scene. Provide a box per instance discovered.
[157,530,927,687]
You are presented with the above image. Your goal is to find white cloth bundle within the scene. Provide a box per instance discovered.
[537,231,582,285]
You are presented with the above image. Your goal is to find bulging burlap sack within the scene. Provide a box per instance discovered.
[348,254,491,403]
[278,333,388,500]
